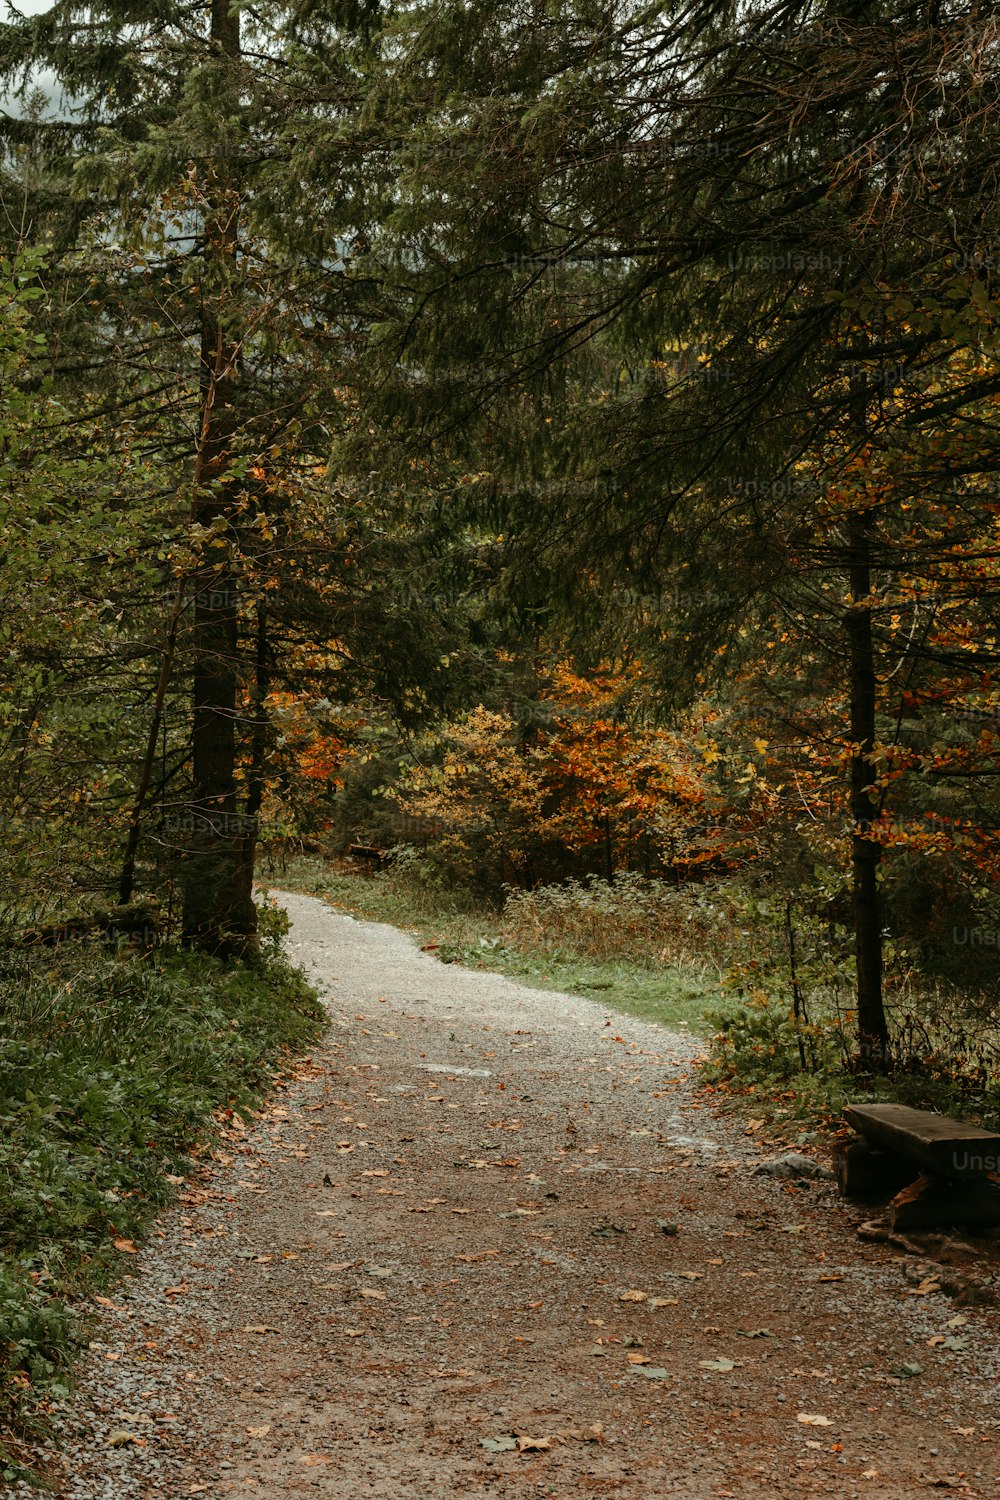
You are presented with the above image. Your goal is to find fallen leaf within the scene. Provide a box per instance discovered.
[797,1414,834,1427]
[699,1358,736,1372]
[113,1239,138,1254]
[619,1290,647,1302]
[737,1328,773,1339]
[626,1352,651,1365]
[560,1423,604,1443]
[650,1297,679,1308]
[241,1325,281,1335]
[480,1436,518,1453]
[910,1279,942,1297]
[677,1271,703,1281]
[299,1454,330,1466]
[516,1436,552,1452]
[107,1430,140,1447]
[246,1425,271,1437]
[630,1365,667,1380]
[360,1288,386,1300]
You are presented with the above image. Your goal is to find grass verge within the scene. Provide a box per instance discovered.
[262,852,1000,1141]
[0,929,324,1483]
[259,852,726,1037]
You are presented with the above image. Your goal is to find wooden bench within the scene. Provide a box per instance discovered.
[839,1103,1000,1231]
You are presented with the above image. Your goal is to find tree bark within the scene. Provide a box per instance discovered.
[181,0,258,958]
[846,507,889,1068]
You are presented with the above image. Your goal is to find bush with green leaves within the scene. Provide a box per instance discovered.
[0,942,324,1452]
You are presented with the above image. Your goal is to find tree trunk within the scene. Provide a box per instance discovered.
[846,507,889,1068]
[181,0,258,959]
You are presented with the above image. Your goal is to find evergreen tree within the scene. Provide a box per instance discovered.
[358,0,1000,1063]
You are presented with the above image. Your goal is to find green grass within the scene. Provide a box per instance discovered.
[261,852,1000,1141]
[0,925,325,1480]
[259,853,725,1036]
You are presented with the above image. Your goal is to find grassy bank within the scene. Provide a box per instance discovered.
[260,853,728,1037]
[0,928,324,1481]
[262,852,1000,1137]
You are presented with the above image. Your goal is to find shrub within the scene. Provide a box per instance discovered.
[0,941,324,1449]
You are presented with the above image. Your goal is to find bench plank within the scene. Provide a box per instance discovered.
[844,1103,1000,1180]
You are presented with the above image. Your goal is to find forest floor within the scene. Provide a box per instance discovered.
[30,891,1000,1500]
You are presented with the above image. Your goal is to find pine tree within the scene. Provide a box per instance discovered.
[358,0,1000,1062]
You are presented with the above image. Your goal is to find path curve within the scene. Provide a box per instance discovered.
[38,891,1000,1499]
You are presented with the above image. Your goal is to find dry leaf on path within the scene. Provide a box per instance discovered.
[559,1424,604,1443]
[241,1325,281,1335]
[113,1239,138,1254]
[619,1290,647,1302]
[797,1413,833,1427]
[516,1436,552,1452]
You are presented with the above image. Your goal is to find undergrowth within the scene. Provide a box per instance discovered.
[267,850,1000,1136]
[0,913,324,1478]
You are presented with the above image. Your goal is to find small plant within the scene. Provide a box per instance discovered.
[0,939,324,1461]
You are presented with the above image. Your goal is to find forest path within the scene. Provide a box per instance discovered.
[49,891,1000,1499]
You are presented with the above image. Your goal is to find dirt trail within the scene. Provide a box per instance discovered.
[39,891,1000,1499]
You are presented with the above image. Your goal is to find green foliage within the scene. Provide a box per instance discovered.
[0,940,324,1444]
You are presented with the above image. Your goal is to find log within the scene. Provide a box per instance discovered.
[836,1136,919,1200]
[843,1103,1000,1180]
[889,1172,1000,1232]
[348,844,386,868]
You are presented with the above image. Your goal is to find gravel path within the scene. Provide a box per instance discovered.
[25,890,1000,1499]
